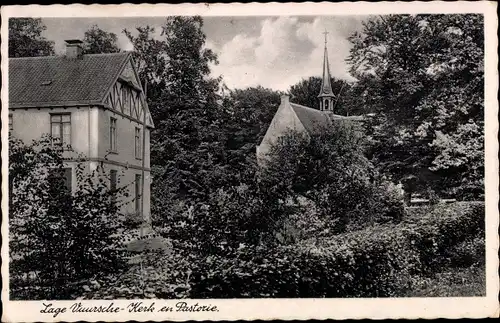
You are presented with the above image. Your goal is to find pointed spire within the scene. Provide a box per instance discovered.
[318,30,334,98]
[318,30,335,111]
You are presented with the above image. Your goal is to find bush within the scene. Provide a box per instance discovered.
[188,224,415,298]
[187,201,484,298]
[261,125,405,234]
[448,235,485,268]
[401,201,484,275]
[9,135,128,300]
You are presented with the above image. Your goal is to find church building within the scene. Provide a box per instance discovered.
[256,33,363,164]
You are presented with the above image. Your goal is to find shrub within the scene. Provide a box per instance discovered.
[448,235,485,268]
[187,201,484,298]
[261,125,405,234]
[401,201,484,275]
[9,135,128,300]
[188,224,416,298]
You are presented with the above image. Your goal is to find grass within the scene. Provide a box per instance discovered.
[404,266,486,297]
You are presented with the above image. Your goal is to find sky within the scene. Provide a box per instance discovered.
[42,16,367,91]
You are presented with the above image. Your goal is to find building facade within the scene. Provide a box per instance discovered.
[9,40,154,222]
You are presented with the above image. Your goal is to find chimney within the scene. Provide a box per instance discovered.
[65,39,83,59]
[281,94,290,105]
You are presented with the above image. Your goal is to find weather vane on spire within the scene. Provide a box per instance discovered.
[322,30,329,45]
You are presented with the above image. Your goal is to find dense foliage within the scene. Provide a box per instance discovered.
[83,201,484,299]
[347,14,484,199]
[82,25,121,54]
[191,202,484,298]
[8,18,55,57]
[262,124,405,234]
[9,136,128,300]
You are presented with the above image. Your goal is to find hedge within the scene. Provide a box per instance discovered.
[401,201,485,274]
[79,202,484,299]
[189,201,484,298]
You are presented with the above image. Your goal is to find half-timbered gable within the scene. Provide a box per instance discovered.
[9,40,153,221]
[103,57,154,127]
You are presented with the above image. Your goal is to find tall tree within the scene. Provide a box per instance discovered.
[347,14,484,199]
[124,17,225,224]
[82,25,120,54]
[8,18,55,57]
[157,16,220,119]
[123,25,168,104]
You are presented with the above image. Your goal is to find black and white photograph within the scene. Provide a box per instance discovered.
[1,2,498,321]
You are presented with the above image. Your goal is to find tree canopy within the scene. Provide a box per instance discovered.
[347,14,484,199]
[7,14,484,202]
[123,17,227,227]
[82,25,121,54]
[8,18,55,57]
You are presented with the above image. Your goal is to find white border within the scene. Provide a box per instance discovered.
[1,2,499,321]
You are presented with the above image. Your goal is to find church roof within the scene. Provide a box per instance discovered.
[290,103,331,134]
[9,52,131,108]
[290,102,365,134]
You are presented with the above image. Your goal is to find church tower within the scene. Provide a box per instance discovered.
[318,31,335,112]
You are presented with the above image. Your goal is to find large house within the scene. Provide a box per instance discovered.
[8,39,154,222]
[256,35,363,164]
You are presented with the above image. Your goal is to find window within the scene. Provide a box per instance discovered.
[121,85,130,116]
[50,114,71,148]
[122,87,129,106]
[135,127,142,159]
[48,167,72,193]
[110,117,117,152]
[8,114,13,132]
[110,170,117,203]
[135,174,142,215]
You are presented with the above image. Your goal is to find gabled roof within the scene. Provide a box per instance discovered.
[9,52,131,108]
[290,103,331,134]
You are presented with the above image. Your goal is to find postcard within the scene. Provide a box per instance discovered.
[1,2,498,321]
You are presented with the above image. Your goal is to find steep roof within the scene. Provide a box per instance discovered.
[9,52,131,108]
[290,103,331,134]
